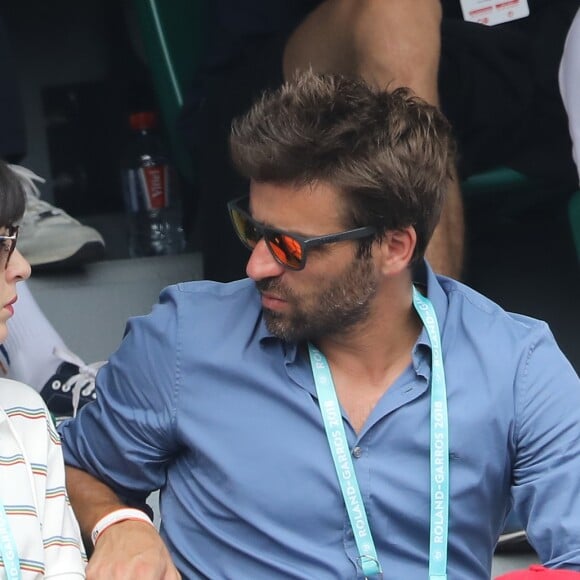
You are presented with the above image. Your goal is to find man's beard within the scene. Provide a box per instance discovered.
[256,254,378,343]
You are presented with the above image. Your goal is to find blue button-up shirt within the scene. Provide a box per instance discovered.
[60,265,580,579]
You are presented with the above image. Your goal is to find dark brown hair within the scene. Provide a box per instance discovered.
[0,161,26,228]
[230,71,456,262]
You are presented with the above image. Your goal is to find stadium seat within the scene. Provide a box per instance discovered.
[569,191,580,261]
[463,166,580,262]
[132,0,203,186]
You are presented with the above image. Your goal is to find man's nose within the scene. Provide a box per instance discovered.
[246,239,285,281]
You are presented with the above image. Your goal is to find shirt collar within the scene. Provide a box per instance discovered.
[412,260,450,377]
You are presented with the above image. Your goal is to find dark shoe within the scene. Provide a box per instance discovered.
[40,347,105,418]
[496,529,534,553]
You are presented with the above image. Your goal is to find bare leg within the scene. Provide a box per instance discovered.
[425,175,464,277]
[283,0,464,277]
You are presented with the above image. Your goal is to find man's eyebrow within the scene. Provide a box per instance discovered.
[248,201,322,238]
[252,216,315,239]
[246,206,291,234]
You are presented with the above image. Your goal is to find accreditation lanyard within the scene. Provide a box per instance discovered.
[308,286,449,580]
[0,499,21,579]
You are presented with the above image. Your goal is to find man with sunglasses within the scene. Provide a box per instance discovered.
[60,72,580,579]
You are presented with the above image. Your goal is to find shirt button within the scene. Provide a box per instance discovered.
[352,446,363,459]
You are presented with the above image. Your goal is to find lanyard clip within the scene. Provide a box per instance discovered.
[358,555,383,579]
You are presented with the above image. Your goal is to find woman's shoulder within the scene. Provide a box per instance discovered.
[0,377,46,411]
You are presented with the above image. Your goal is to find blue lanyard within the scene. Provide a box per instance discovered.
[308,286,449,580]
[413,286,449,580]
[0,499,21,579]
[309,343,382,579]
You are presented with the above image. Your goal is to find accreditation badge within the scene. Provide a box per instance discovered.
[459,0,530,26]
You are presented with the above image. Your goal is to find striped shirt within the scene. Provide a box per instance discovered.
[0,378,85,578]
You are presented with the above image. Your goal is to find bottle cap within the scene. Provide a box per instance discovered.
[496,565,580,579]
[129,111,158,130]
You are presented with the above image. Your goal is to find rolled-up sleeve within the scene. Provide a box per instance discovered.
[59,285,183,504]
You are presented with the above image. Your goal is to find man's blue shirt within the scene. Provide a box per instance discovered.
[60,265,580,579]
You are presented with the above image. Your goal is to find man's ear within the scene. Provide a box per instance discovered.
[376,226,417,276]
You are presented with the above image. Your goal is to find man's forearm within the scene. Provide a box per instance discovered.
[65,465,128,548]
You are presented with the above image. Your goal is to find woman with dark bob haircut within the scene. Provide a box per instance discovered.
[0,161,86,577]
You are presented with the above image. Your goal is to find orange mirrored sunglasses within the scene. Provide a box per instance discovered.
[228,196,376,270]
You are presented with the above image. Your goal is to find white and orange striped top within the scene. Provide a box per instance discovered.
[0,378,86,578]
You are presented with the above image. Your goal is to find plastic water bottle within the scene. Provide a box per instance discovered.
[121,111,185,257]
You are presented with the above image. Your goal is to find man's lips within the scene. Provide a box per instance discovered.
[261,292,288,310]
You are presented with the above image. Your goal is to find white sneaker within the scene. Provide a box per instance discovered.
[10,165,105,268]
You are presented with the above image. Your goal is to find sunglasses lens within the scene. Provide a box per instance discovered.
[230,200,305,269]
[267,233,303,269]
[231,207,260,249]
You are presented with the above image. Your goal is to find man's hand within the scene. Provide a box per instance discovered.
[86,519,181,579]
